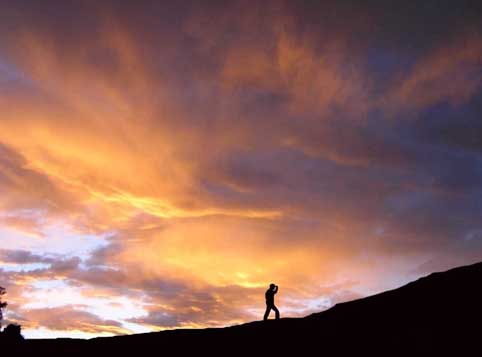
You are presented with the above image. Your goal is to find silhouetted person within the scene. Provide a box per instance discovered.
[264,283,280,320]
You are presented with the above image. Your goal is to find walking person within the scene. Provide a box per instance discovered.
[263,283,280,320]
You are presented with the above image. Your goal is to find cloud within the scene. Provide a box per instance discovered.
[382,34,482,114]
[11,306,129,334]
[0,250,55,264]
[0,143,78,222]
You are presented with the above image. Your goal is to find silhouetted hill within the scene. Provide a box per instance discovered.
[8,261,482,355]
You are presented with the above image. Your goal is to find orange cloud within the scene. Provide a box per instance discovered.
[220,15,370,118]
[14,307,130,335]
[382,33,482,114]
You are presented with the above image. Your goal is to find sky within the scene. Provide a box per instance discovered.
[1,0,482,338]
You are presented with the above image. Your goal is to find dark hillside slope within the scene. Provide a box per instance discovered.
[12,261,482,355]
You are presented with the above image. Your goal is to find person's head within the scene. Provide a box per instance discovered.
[269,283,276,290]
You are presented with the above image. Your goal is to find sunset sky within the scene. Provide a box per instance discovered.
[1,0,482,338]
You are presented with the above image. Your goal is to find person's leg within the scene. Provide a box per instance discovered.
[263,305,272,320]
[273,305,280,320]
